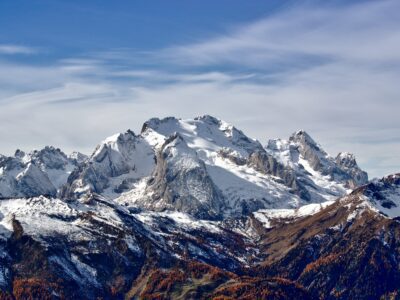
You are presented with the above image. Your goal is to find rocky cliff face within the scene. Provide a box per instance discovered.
[137,133,224,219]
[356,173,400,217]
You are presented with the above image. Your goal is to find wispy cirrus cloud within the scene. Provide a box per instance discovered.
[159,0,400,69]
[0,44,37,55]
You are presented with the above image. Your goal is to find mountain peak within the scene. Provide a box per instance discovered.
[336,152,358,168]
[194,114,221,125]
[289,130,319,148]
[102,129,136,145]
[266,129,368,191]
[294,129,307,135]
[382,172,400,183]
[14,149,25,158]
[141,116,180,134]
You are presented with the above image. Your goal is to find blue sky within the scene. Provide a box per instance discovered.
[0,1,289,57]
[0,0,399,178]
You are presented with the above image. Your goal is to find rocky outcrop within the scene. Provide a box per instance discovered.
[289,130,327,171]
[17,163,56,197]
[139,133,224,219]
[248,150,311,200]
[335,152,368,188]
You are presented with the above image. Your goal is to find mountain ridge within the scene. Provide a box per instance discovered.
[55,115,367,219]
[3,115,395,299]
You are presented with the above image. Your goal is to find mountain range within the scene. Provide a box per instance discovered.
[0,115,398,299]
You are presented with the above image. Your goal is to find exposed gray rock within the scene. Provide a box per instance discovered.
[355,173,400,215]
[289,130,326,171]
[265,130,368,203]
[218,148,247,166]
[248,150,311,201]
[30,146,71,170]
[140,133,223,220]
[335,152,368,188]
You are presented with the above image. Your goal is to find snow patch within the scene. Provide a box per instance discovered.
[254,201,334,228]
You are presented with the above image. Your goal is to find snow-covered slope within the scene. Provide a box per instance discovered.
[60,130,155,201]
[254,173,400,229]
[253,200,335,229]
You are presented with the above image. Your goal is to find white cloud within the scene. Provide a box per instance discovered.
[160,0,400,68]
[0,44,37,55]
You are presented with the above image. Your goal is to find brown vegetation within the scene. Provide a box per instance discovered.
[303,253,341,274]
[12,277,64,300]
[211,277,310,300]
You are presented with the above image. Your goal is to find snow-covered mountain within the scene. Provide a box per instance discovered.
[61,115,367,219]
[0,147,86,199]
[266,130,367,192]
[0,115,369,222]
